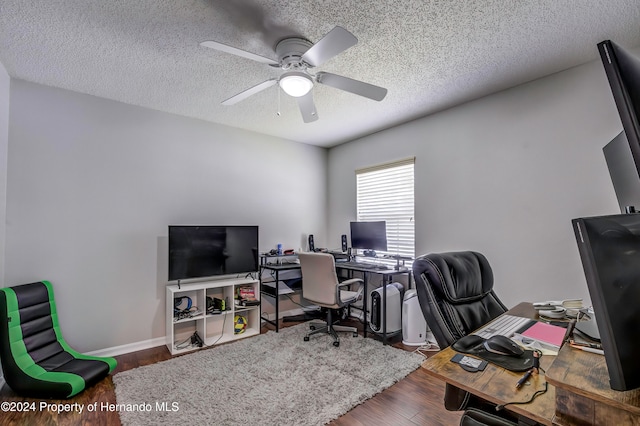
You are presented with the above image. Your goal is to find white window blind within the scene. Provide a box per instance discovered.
[356,158,415,262]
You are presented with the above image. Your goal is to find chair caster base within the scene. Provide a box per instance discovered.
[333,341,340,347]
[304,336,310,342]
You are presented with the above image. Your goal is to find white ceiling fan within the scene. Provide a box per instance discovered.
[200,26,388,123]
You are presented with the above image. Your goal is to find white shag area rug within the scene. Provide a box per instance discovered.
[113,323,424,426]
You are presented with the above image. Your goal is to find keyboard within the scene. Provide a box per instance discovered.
[336,261,387,270]
[473,315,535,339]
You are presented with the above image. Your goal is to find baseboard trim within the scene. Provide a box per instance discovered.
[85,337,166,358]
[87,307,322,358]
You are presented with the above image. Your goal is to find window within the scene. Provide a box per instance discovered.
[356,158,415,262]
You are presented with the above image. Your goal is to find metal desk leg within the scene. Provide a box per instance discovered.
[275,269,280,332]
[362,275,368,338]
[382,274,388,345]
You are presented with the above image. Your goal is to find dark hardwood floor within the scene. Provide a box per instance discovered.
[0,320,461,425]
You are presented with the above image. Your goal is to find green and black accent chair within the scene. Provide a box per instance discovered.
[0,281,117,398]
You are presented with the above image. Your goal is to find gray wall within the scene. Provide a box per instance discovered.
[328,59,621,308]
[5,80,327,353]
[0,63,8,286]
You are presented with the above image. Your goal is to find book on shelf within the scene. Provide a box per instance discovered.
[236,285,259,306]
[237,285,255,299]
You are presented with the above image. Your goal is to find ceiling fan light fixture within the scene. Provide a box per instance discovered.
[279,72,313,97]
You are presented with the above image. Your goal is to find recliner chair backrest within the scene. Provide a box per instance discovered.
[413,251,507,348]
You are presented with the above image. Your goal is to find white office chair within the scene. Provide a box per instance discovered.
[298,252,364,347]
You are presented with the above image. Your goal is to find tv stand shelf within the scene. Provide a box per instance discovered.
[166,277,260,355]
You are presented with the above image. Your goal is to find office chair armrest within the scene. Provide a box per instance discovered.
[337,278,364,302]
[337,278,363,288]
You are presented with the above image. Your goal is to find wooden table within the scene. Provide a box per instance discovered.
[546,343,640,425]
[422,302,640,425]
[421,303,557,425]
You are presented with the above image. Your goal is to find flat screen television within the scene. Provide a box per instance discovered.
[168,225,259,282]
[350,221,387,251]
[599,40,640,210]
[572,214,640,390]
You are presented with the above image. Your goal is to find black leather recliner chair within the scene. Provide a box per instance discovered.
[413,251,515,424]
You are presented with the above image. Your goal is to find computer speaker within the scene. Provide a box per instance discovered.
[341,234,348,252]
[308,234,315,252]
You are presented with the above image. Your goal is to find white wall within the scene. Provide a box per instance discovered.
[2,55,630,352]
[328,59,621,308]
[5,80,327,352]
[0,63,8,286]
[0,61,9,384]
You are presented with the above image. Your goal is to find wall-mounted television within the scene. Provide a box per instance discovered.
[168,225,259,282]
[599,40,640,211]
[350,221,387,251]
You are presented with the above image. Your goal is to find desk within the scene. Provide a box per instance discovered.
[259,257,412,344]
[546,343,640,425]
[422,303,640,425]
[421,303,556,425]
[334,262,412,344]
[259,262,302,332]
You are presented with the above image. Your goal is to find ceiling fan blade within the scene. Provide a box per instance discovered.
[200,41,279,66]
[221,79,278,105]
[296,92,318,123]
[301,26,358,67]
[316,72,387,101]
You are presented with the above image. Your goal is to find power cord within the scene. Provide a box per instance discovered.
[414,340,440,358]
[174,309,230,350]
[173,306,202,321]
[174,335,193,350]
[208,309,228,347]
[174,330,204,350]
[496,350,548,411]
[496,382,549,411]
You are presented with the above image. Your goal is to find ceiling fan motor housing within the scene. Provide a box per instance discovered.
[276,38,313,70]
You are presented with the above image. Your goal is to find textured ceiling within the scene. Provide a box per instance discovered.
[1,1,640,147]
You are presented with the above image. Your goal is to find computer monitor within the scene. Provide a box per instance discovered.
[572,214,640,390]
[599,41,640,210]
[604,132,640,213]
[350,221,387,251]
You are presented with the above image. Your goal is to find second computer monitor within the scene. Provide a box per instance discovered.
[573,213,640,391]
[350,221,388,252]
